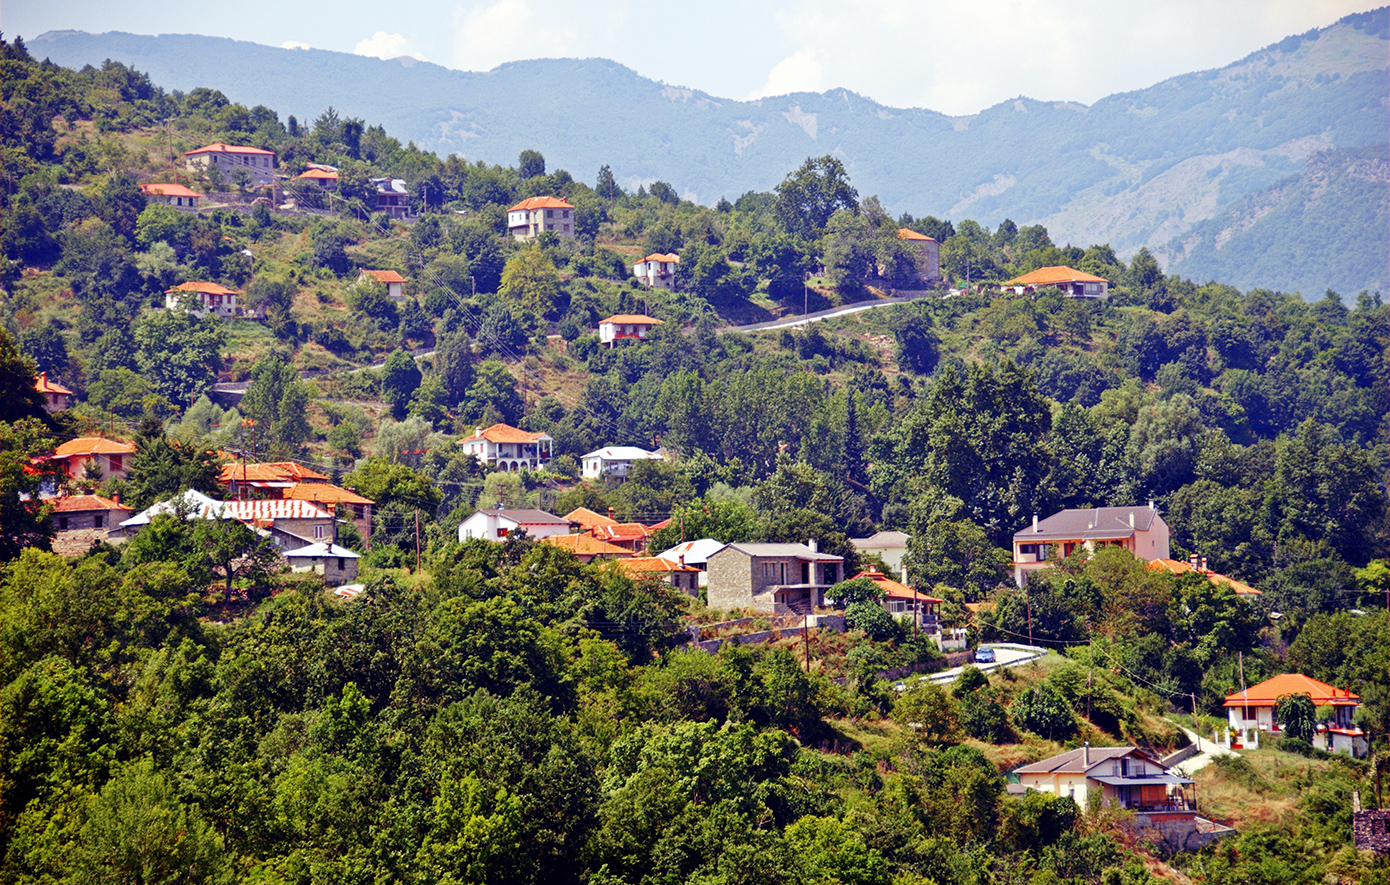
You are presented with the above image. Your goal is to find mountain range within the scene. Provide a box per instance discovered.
[29,8,1390,296]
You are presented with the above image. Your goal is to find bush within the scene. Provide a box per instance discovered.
[1277,735,1331,760]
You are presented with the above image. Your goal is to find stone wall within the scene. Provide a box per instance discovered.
[1354,809,1390,855]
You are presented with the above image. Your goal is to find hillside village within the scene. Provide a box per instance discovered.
[1,33,1389,885]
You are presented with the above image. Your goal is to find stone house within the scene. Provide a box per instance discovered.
[284,542,360,584]
[219,498,337,550]
[616,556,701,596]
[50,494,131,532]
[705,542,845,613]
[893,229,941,283]
[34,372,72,413]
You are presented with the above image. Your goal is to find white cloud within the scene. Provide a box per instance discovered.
[281,40,311,50]
[749,49,822,99]
[354,31,428,61]
[451,0,574,70]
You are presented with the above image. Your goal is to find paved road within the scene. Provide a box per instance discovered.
[900,643,1049,688]
[1170,725,1236,776]
[730,289,938,333]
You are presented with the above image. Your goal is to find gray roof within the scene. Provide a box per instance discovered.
[851,530,910,549]
[1014,746,1163,776]
[717,542,843,562]
[494,508,571,525]
[583,446,662,461]
[284,542,360,559]
[1013,506,1160,542]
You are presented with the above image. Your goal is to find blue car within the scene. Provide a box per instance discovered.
[974,647,996,664]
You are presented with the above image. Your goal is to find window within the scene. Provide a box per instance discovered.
[337,558,346,570]
[94,514,104,528]
[314,525,326,539]
[58,516,68,531]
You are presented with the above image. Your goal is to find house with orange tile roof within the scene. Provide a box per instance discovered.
[460,423,554,472]
[615,556,701,595]
[184,142,276,185]
[34,372,73,413]
[294,166,339,188]
[632,253,680,289]
[219,461,331,497]
[50,493,131,532]
[140,183,202,209]
[283,482,375,547]
[591,521,654,553]
[1148,556,1261,596]
[893,229,941,283]
[51,437,137,481]
[165,281,239,318]
[507,196,574,240]
[597,314,664,347]
[458,506,572,543]
[564,507,620,532]
[540,533,635,563]
[1225,674,1366,756]
[850,568,944,630]
[1003,265,1110,299]
[358,269,408,300]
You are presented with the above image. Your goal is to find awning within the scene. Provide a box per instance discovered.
[1090,775,1193,786]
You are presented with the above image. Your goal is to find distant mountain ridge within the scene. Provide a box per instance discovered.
[29,8,1390,295]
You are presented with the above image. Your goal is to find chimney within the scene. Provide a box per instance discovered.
[1148,499,1155,510]
[1129,512,1135,529]
[608,507,616,521]
[1200,556,1208,572]
[1033,512,1040,532]
[111,493,120,505]
[475,426,482,437]
[807,538,818,553]
[1083,741,1089,766]
[678,554,685,568]
[1190,554,1200,569]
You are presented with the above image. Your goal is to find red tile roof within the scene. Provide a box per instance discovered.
[617,556,698,574]
[284,483,375,506]
[638,253,680,264]
[51,494,131,514]
[465,423,549,444]
[1148,559,1261,595]
[540,534,633,557]
[593,522,653,543]
[217,461,330,484]
[896,228,937,242]
[184,142,275,157]
[1004,266,1109,286]
[34,372,72,395]
[295,168,339,180]
[360,269,406,284]
[141,183,202,198]
[53,437,137,458]
[852,569,943,603]
[508,196,573,212]
[599,314,664,326]
[1224,674,1360,707]
[168,281,238,296]
[564,507,619,530]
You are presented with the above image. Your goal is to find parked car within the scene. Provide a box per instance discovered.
[974,647,996,664]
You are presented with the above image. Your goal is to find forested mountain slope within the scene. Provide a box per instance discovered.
[29,8,1390,295]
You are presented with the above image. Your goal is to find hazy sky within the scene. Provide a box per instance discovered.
[3,0,1374,115]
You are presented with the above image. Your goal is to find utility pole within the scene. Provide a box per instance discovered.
[1025,585,1034,647]
[803,607,810,671]
[414,509,422,574]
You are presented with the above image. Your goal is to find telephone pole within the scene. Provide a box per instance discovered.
[414,509,421,573]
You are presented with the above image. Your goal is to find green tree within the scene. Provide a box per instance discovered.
[518,149,546,179]
[1012,682,1074,740]
[0,419,57,559]
[0,327,54,425]
[381,349,423,420]
[241,353,313,452]
[775,155,859,239]
[820,210,872,294]
[892,683,960,744]
[124,418,223,509]
[500,246,561,316]
[133,308,226,408]
[1274,692,1317,742]
[71,757,232,885]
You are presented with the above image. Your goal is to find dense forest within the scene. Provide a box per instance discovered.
[1,35,1388,885]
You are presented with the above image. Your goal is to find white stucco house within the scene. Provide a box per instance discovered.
[581,446,663,480]
[458,507,573,543]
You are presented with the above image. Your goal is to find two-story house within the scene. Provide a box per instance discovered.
[597,314,664,347]
[218,461,331,498]
[1002,265,1109,299]
[633,253,679,289]
[893,229,941,283]
[372,178,411,219]
[219,498,337,550]
[460,423,554,472]
[1224,674,1367,757]
[706,541,845,614]
[850,529,910,573]
[1012,504,1169,586]
[507,196,575,240]
[184,142,276,186]
[283,483,376,549]
[140,183,202,209]
[34,372,73,413]
[581,445,663,480]
[165,281,239,318]
[358,269,408,300]
[50,437,137,482]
